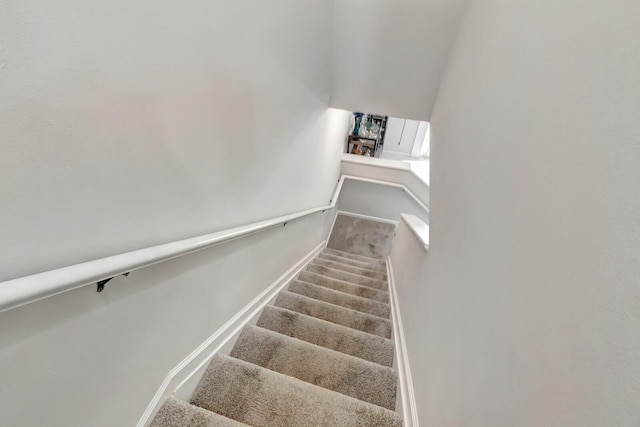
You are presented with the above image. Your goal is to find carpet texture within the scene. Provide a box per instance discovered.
[150,397,249,427]
[191,355,401,427]
[274,291,392,339]
[318,252,387,272]
[327,215,397,259]
[298,271,389,303]
[151,214,401,426]
[325,248,388,266]
[313,258,388,281]
[287,280,390,318]
[256,306,394,367]
[306,264,388,290]
[231,325,397,409]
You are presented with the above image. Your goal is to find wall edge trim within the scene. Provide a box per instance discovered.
[388,257,420,427]
[136,240,326,427]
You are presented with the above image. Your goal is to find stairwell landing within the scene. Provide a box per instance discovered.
[150,214,401,426]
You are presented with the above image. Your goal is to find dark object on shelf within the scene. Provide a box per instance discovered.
[353,112,364,136]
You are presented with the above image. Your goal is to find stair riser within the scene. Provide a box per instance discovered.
[231,326,398,410]
[313,258,387,281]
[274,291,392,339]
[318,252,388,273]
[324,248,387,265]
[256,306,394,366]
[288,280,390,318]
[306,264,388,291]
[298,271,389,303]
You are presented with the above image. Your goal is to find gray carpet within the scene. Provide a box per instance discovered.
[191,355,401,427]
[306,264,388,290]
[319,252,387,272]
[327,214,397,259]
[151,229,401,426]
[288,280,390,318]
[313,258,388,281]
[150,397,249,427]
[274,291,392,339]
[298,271,389,302]
[325,247,388,266]
[231,325,397,409]
[256,306,394,366]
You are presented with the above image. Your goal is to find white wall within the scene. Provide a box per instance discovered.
[382,118,429,159]
[338,179,428,225]
[410,122,429,158]
[342,155,429,206]
[408,1,640,425]
[383,118,419,156]
[331,0,468,120]
[0,0,350,283]
[0,1,348,425]
[383,118,406,150]
[0,212,335,427]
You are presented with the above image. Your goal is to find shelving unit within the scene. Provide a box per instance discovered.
[346,114,389,158]
[347,135,377,156]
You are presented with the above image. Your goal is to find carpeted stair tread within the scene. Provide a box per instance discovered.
[191,355,402,427]
[319,252,388,273]
[306,264,388,291]
[288,280,390,319]
[298,271,389,303]
[325,248,387,265]
[274,291,392,338]
[230,325,397,409]
[313,258,387,281]
[151,397,249,427]
[256,306,394,366]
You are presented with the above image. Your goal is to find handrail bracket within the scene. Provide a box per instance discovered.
[97,272,130,293]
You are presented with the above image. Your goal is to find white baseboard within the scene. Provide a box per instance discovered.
[136,241,326,427]
[387,257,419,427]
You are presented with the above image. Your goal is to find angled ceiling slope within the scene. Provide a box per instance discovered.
[331,0,468,121]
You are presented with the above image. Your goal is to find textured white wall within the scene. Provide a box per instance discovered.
[0,0,349,282]
[331,0,468,120]
[409,1,640,425]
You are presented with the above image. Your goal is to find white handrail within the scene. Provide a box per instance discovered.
[0,177,345,314]
[0,173,430,314]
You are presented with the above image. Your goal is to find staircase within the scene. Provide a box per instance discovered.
[150,217,402,426]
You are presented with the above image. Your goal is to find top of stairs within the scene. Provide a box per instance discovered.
[326,214,396,259]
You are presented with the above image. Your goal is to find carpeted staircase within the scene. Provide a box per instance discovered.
[151,232,402,426]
